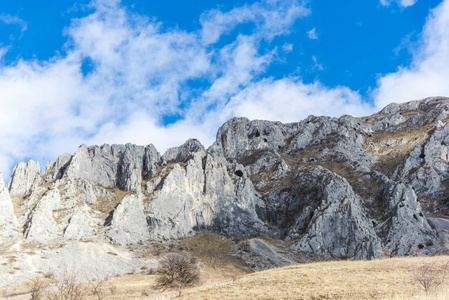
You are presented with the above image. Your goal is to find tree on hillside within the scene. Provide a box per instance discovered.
[155,252,200,296]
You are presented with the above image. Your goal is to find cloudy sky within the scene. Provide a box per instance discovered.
[0,0,447,178]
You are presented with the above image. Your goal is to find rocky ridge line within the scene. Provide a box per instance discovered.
[1,97,449,262]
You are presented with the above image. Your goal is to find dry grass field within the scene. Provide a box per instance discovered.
[5,255,449,299]
[176,256,449,300]
[3,234,449,299]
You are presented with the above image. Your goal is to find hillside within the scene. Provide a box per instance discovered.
[4,253,449,299]
[2,97,449,291]
[167,255,449,300]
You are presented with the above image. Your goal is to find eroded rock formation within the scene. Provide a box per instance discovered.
[4,97,449,260]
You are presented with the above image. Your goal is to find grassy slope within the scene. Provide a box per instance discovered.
[177,255,449,300]
[6,255,449,299]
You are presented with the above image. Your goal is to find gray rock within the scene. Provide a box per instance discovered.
[63,144,121,188]
[248,238,296,267]
[3,97,449,262]
[0,173,17,229]
[394,121,449,198]
[427,217,449,254]
[106,194,150,244]
[162,139,205,163]
[208,118,295,159]
[53,153,73,179]
[380,182,435,256]
[23,188,61,241]
[143,152,267,240]
[8,160,41,196]
[380,102,400,115]
[143,144,161,180]
[0,240,145,289]
[64,205,97,240]
[61,143,160,192]
[59,178,99,206]
[117,144,145,193]
[290,167,381,260]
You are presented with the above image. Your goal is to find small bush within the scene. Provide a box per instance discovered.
[155,252,200,296]
[27,270,116,300]
[89,277,110,300]
[413,261,449,296]
[46,271,87,300]
[27,277,49,300]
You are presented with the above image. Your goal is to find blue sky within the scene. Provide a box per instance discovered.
[0,0,447,178]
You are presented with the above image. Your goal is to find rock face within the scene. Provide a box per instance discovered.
[106,194,150,244]
[5,97,449,259]
[290,167,381,259]
[7,160,41,196]
[0,173,17,232]
[23,187,61,241]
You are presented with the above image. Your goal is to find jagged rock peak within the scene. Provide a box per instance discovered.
[57,143,161,191]
[379,96,449,115]
[7,160,41,196]
[162,138,206,163]
[208,117,297,159]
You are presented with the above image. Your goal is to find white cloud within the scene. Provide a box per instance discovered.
[393,31,415,55]
[373,0,449,108]
[219,78,373,122]
[399,0,418,7]
[307,27,318,39]
[0,47,10,60]
[0,56,101,169]
[200,0,310,44]
[0,14,27,33]
[2,0,447,182]
[380,0,418,8]
[86,112,218,154]
[282,43,293,52]
[0,0,316,178]
[312,56,323,70]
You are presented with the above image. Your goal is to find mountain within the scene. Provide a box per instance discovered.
[2,97,449,287]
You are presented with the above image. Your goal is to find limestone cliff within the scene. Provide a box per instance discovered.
[4,97,449,260]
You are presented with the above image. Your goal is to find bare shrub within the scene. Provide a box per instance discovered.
[27,269,116,300]
[381,249,392,259]
[155,252,200,296]
[46,271,87,300]
[27,277,49,300]
[413,262,449,296]
[108,282,117,296]
[89,278,109,300]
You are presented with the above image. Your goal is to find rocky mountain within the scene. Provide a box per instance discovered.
[2,97,449,280]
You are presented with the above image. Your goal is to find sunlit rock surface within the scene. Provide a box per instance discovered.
[5,97,449,263]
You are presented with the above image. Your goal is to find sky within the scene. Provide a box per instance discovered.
[0,0,447,179]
